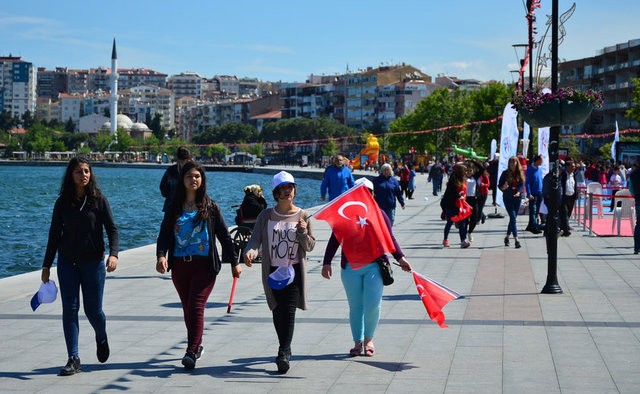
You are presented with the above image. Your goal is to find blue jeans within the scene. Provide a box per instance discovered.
[57,256,107,358]
[635,201,640,252]
[443,207,468,242]
[527,194,542,230]
[340,263,384,342]
[504,197,522,237]
[381,207,396,226]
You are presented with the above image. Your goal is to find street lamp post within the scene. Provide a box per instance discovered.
[542,0,563,294]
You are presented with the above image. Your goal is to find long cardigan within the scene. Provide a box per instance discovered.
[243,207,315,311]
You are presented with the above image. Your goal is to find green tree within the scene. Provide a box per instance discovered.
[193,122,259,144]
[95,132,115,152]
[21,110,35,129]
[114,130,135,152]
[30,131,53,154]
[626,77,640,122]
[52,140,67,151]
[206,143,230,158]
[64,117,76,133]
[149,113,164,140]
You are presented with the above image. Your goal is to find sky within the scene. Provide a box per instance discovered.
[1,0,639,84]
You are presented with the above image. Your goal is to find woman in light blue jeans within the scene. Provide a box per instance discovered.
[321,178,412,357]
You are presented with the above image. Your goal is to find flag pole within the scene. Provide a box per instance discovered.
[227,276,238,313]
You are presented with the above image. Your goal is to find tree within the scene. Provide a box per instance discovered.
[114,130,135,152]
[95,132,115,152]
[64,117,76,133]
[52,141,67,152]
[149,113,164,140]
[21,110,35,129]
[626,77,640,122]
[193,122,259,144]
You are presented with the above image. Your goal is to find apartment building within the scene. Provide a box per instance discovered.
[280,83,334,119]
[0,56,37,118]
[559,38,640,133]
[167,72,204,99]
[119,85,175,130]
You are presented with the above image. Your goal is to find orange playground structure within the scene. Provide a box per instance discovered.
[351,134,380,169]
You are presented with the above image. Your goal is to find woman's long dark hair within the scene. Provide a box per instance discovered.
[449,163,467,189]
[59,157,101,207]
[167,161,217,225]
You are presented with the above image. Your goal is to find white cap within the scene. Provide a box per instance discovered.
[272,171,295,191]
[354,177,374,191]
[267,266,295,290]
[30,280,58,311]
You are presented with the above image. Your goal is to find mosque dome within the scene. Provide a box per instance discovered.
[131,122,150,132]
[116,114,134,131]
[100,121,111,132]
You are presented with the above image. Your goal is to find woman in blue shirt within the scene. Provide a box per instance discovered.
[156,161,241,370]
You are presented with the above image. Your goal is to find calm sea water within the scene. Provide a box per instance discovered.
[0,165,322,279]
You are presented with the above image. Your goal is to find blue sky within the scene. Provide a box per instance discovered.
[1,0,638,84]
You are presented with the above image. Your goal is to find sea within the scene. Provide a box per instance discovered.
[0,164,322,279]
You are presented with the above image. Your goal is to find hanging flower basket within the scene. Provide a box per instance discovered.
[511,88,604,128]
[520,99,594,128]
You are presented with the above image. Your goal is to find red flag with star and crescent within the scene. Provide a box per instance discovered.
[412,271,461,328]
[314,184,396,265]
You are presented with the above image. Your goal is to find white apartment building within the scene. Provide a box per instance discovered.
[119,85,175,130]
[0,56,37,118]
[167,72,203,99]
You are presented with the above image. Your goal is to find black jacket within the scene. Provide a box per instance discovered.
[159,164,180,212]
[156,202,238,274]
[43,194,119,268]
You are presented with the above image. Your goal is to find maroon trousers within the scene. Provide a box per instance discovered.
[170,257,216,354]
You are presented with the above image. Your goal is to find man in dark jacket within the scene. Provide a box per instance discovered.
[428,161,444,196]
[160,146,192,212]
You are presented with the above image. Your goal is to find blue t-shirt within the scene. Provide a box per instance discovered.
[173,210,210,257]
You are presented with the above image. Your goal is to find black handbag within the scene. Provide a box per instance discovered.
[376,257,394,286]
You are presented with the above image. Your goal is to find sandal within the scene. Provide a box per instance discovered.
[349,341,363,357]
[364,340,375,357]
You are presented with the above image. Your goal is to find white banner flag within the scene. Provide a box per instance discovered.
[538,126,550,177]
[497,102,520,207]
[611,121,619,162]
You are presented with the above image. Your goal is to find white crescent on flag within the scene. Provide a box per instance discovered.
[337,201,368,220]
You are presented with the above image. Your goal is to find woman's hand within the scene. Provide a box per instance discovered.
[297,218,307,232]
[244,251,257,267]
[232,264,242,278]
[321,265,332,279]
[106,256,118,272]
[41,268,50,283]
[397,256,412,272]
[156,257,168,274]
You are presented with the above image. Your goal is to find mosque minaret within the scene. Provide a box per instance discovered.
[109,38,118,135]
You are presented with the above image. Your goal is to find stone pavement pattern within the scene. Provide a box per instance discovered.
[1,169,639,393]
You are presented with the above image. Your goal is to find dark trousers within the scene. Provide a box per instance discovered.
[57,256,107,358]
[443,207,468,242]
[559,194,577,233]
[271,263,302,352]
[466,196,478,234]
[171,257,216,354]
[477,193,488,223]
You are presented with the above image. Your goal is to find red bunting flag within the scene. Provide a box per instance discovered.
[413,271,461,328]
[314,184,396,266]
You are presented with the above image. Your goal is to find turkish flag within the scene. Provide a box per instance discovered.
[314,184,396,266]
[413,271,461,328]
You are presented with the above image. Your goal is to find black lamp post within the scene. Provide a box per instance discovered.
[541,0,563,294]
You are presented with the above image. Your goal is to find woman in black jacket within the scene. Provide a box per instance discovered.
[156,161,241,370]
[42,157,119,376]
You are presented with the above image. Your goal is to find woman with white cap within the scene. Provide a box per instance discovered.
[243,171,316,374]
[321,177,412,358]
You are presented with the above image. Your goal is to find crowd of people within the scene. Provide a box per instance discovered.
[37,148,640,377]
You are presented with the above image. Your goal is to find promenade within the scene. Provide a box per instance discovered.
[1,169,639,393]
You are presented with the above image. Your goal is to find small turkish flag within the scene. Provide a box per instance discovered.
[314,184,395,266]
[413,271,461,328]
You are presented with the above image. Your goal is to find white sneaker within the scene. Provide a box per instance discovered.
[468,235,473,242]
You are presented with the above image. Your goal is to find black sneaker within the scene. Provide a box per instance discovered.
[59,357,81,376]
[181,352,196,370]
[275,348,291,374]
[97,338,110,363]
[195,345,204,360]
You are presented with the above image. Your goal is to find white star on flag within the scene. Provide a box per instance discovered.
[356,216,368,228]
